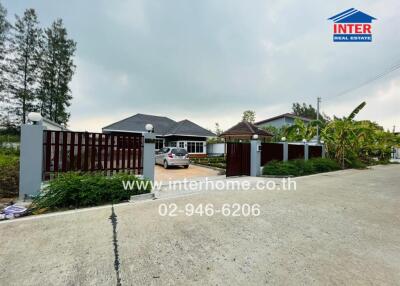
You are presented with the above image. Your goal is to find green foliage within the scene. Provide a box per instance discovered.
[285,118,317,142]
[1,7,76,127]
[6,9,42,125]
[321,101,399,168]
[262,158,340,176]
[242,110,256,123]
[31,172,151,212]
[292,102,330,123]
[0,150,19,198]
[37,19,76,125]
[261,126,285,142]
[0,134,19,144]
[191,156,226,169]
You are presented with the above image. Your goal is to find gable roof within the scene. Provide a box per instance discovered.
[255,113,311,126]
[220,121,273,137]
[103,113,215,137]
[328,8,376,23]
[164,119,216,137]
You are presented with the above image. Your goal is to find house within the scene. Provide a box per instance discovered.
[220,121,273,142]
[102,114,216,158]
[255,113,311,129]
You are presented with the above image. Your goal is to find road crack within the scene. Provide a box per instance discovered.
[109,205,122,286]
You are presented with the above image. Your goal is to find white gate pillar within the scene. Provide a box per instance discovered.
[142,132,155,183]
[19,122,44,200]
[250,139,261,176]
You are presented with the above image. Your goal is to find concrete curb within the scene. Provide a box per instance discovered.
[190,162,226,174]
[129,192,155,202]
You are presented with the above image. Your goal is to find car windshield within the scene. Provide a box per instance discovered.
[172,148,187,155]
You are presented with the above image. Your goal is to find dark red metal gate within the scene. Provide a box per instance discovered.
[226,142,250,177]
[43,130,143,180]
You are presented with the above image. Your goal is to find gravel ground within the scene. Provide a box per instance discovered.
[0,165,399,285]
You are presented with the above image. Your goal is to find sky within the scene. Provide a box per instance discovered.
[3,0,400,133]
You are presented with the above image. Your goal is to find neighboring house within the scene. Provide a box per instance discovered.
[255,113,311,129]
[220,121,273,142]
[102,114,216,158]
[42,117,69,131]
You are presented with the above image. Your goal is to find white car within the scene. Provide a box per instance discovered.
[155,147,190,169]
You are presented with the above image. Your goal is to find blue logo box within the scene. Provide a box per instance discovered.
[333,34,372,42]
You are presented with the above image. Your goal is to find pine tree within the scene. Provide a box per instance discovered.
[6,9,42,124]
[38,19,76,125]
[0,2,11,126]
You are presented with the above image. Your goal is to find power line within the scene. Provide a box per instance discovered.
[326,61,400,100]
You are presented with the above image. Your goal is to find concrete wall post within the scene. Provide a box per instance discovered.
[142,132,155,182]
[19,123,44,200]
[250,139,261,176]
[304,144,309,161]
[283,142,288,161]
[321,144,326,158]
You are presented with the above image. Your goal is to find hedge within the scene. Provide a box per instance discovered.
[262,158,340,176]
[31,172,151,212]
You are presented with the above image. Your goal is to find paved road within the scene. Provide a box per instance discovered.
[1,165,400,285]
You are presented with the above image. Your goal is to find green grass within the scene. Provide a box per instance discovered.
[262,158,340,176]
[0,149,20,198]
[0,134,20,144]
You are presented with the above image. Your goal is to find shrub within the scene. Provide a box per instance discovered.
[262,158,340,176]
[0,151,19,198]
[31,172,151,212]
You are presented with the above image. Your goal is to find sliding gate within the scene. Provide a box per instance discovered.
[226,142,250,177]
[42,130,143,180]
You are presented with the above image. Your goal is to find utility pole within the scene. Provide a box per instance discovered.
[393,125,396,133]
[316,97,321,143]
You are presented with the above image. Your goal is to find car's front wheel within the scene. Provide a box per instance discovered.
[183,165,189,169]
[163,160,169,169]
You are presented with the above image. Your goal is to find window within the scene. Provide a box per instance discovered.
[187,142,195,153]
[155,139,164,150]
[186,141,204,153]
[166,141,177,147]
[179,142,184,148]
[196,142,203,153]
[172,148,187,156]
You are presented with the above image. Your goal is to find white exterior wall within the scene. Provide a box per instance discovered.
[207,143,225,155]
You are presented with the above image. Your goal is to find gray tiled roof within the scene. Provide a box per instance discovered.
[220,121,273,137]
[165,119,216,137]
[103,114,216,137]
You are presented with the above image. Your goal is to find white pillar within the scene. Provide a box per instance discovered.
[283,142,288,161]
[19,123,44,200]
[250,139,261,176]
[142,132,155,182]
[304,144,309,160]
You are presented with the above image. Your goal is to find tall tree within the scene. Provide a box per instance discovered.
[242,110,256,123]
[6,9,42,124]
[214,122,223,136]
[0,2,11,126]
[292,102,329,123]
[37,19,76,125]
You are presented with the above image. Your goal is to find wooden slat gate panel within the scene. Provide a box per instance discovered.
[261,143,284,165]
[226,142,250,177]
[43,131,143,180]
[309,145,323,158]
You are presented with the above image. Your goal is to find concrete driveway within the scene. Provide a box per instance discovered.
[154,164,221,182]
[1,165,400,285]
